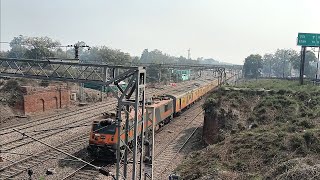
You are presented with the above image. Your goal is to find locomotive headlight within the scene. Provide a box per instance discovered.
[94,134,100,140]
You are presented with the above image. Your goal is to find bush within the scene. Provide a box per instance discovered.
[0,80,23,106]
[39,80,50,87]
[2,80,21,92]
[297,119,315,129]
[288,134,307,154]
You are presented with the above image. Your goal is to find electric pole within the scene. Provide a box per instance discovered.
[62,42,90,103]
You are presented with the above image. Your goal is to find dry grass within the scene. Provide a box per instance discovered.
[176,80,320,180]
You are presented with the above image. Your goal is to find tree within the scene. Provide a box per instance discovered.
[262,53,274,77]
[8,35,60,59]
[260,49,298,78]
[140,49,149,63]
[290,50,317,78]
[7,35,28,58]
[0,51,8,58]
[131,56,140,64]
[271,49,296,77]
[243,54,263,78]
[81,46,131,65]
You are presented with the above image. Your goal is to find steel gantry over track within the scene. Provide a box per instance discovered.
[0,58,152,179]
[133,62,242,85]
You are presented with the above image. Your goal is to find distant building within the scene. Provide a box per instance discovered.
[172,69,191,81]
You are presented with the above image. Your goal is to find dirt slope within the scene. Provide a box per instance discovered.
[176,80,320,180]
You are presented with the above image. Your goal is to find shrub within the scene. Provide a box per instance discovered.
[288,134,307,154]
[297,119,315,129]
[39,80,50,87]
[2,80,21,92]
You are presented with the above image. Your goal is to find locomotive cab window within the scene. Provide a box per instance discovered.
[93,123,116,134]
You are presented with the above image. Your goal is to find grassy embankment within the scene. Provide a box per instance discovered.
[176,79,320,180]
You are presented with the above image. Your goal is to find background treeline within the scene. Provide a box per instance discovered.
[0,35,227,65]
[243,49,319,79]
[0,35,229,83]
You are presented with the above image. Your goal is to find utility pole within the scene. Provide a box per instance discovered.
[300,47,306,85]
[67,42,90,103]
[269,59,272,77]
[316,47,320,80]
[282,51,286,78]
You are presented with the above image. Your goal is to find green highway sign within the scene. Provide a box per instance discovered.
[297,33,320,47]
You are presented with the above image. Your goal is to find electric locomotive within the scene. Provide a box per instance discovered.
[87,78,219,160]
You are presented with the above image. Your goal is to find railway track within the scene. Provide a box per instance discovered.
[0,79,209,180]
[0,79,198,136]
[60,163,97,180]
[61,162,115,180]
[58,78,222,180]
[0,104,115,151]
[0,100,114,135]
[0,134,89,180]
[0,81,199,151]
[58,75,235,179]
[153,107,204,179]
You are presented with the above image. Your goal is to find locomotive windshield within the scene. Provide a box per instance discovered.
[92,123,116,134]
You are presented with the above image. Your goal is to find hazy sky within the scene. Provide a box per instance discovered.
[1,0,319,64]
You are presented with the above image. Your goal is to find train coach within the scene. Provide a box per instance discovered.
[87,78,219,159]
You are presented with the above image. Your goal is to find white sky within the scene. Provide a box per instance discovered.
[0,0,319,64]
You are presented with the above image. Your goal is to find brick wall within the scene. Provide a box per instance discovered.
[18,86,70,115]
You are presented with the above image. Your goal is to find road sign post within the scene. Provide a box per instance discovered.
[297,33,320,47]
[297,33,320,85]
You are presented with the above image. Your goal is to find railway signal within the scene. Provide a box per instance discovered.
[57,42,90,60]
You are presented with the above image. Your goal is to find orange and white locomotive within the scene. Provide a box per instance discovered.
[87,78,219,159]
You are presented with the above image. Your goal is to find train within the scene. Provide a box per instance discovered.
[87,77,221,160]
